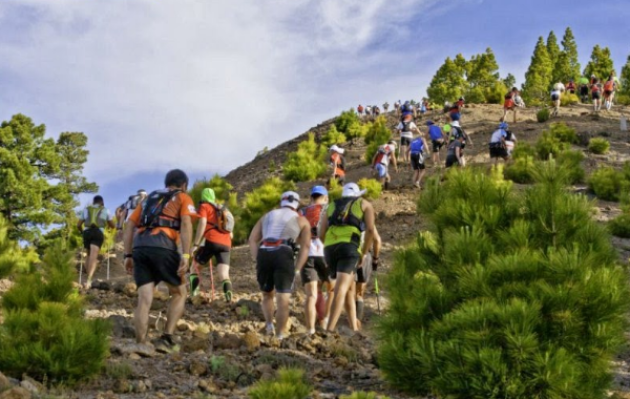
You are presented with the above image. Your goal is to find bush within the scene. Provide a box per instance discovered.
[588,167,624,201]
[321,125,346,148]
[535,131,566,160]
[536,108,550,123]
[346,121,367,143]
[328,178,342,201]
[0,246,111,384]
[0,216,35,278]
[340,392,391,399]
[615,94,630,106]
[233,177,296,244]
[283,133,327,182]
[189,174,234,205]
[588,138,610,154]
[557,149,585,184]
[379,162,629,398]
[609,214,630,238]
[248,368,311,399]
[485,81,508,104]
[335,109,360,134]
[358,178,382,200]
[364,116,391,145]
[504,155,535,184]
[511,143,536,160]
[561,93,580,106]
[463,87,485,104]
[549,122,578,144]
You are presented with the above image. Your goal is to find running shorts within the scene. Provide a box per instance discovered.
[410,153,426,170]
[432,139,444,153]
[325,243,361,279]
[256,246,295,293]
[194,241,231,265]
[400,136,411,146]
[82,228,104,250]
[301,256,329,285]
[133,247,183,288]
[375,163,388,178]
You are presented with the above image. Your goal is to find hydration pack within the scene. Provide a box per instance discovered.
[301,204,325,237]
[86,205,104,228]
[328,197,363,232]
[202,202,235,234]
[140,190,182,230]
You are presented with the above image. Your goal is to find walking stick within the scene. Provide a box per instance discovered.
[79,251,84,285]
[209,259,215,301]
[374,274,381,315]
[106,248,111,281]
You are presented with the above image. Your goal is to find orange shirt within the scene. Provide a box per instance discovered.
[198,203,232,248]
[331,152,345,177]
[129,190,197,244]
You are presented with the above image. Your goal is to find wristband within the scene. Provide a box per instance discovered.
[124,253,133,259]
[182,253,191,259]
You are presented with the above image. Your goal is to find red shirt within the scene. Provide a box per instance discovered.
[198,203,232,248]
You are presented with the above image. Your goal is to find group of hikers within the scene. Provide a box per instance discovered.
[79,170,381,349]
[548,72,620,115]
[357,99,430,119]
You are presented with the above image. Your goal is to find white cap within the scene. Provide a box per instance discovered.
[451,120,460,127]
[330,144,345,154]
[280,191,300,210]
[341,183,366,198]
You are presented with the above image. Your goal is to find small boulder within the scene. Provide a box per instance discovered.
[213,333,243,350]
[123,283,137,297]
[0,371,12,391]
[108,315,135,339]
[242,331,260,352]
[0,387,31,399]
[189,359,208,377]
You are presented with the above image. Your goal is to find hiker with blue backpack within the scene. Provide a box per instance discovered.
[407,132,430,188]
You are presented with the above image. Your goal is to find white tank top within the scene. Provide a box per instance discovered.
[261,208,300,246]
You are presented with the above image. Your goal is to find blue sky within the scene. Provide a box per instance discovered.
[0,0,628,210]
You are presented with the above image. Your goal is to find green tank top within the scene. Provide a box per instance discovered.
[324,198,364,247]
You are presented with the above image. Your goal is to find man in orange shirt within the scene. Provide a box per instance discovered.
[329,145,346,186]
[190,188,233,302]
[123,169,196,352]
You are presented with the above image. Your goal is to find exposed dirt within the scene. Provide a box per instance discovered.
[3,103,630,398]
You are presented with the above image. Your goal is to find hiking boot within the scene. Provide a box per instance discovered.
[153,333,179,354]
[265,324,275,337]
[224,290,233,302]
[189,274,200,297]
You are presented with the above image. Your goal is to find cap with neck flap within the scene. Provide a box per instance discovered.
[201,188,216,204]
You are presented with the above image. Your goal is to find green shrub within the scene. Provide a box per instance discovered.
[615,94,630,106]
[335,109,360,134]
[511,143,536,160]
[364,116,391,145]
[588,167,624,201]
[561,93,580,106]
[0,246,111,385]
[233,177,296,244]
[504,155,535,184]
[557,149,585,184]
[463,87,485,104]
[0,216,35,278]
[588,138,610,154]
[536,108,550,123]
[346,121,367,143]
[340,392,391,399]
[105,361,133,380]
[328,178,342,201]
[248,368,311,399]
[549,122,578,144]
[485,81,508,105]
[321,125,346,147]
[379,162,629,398]
[535,131,566,160]
[209,355,241,382]
[608,214,630,238]
[358,178,382,200]
[283,133,327,182]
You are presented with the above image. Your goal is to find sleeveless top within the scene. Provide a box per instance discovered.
[260,208,300,248]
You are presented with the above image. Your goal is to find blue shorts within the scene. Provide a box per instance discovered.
[376,163,388,178]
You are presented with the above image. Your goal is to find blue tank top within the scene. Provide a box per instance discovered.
[428,125,443,141]
[410,138,424,154]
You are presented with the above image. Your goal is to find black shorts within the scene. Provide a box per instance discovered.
[400,136,411,146]
[580,87,589,96]
[432,139,444,153]
[83,228,104,250]
[604,90,613,98]
[325,243,360,279]
[445,155,460,168]
[133,246,183,288]
[356,252,373,284]
[592,92,601,100]
[257,246,295,293]
[489,144,508,159]
[551,94,560,101]
[301,257,329,285]
[410,153,426,170]
[194,241,231,265]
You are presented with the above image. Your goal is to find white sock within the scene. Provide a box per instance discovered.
[308,329,315,335]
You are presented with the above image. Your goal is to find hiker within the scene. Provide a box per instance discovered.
[445,134,465,168]
[591,78,603,112]
[489,122,510,164]
[123,169,196,350]
[115,203,126,231]
[579,80,590,103]
[365,105,372,116]
[373,105,381,116]
[319,182,376,332]
[329,145,346,185]
[566,79,576,94]
[448,98,464,122]
[550,87,562,116]
[603,72,616,111]
[427,120,445,165]
[371,140,398,190]
[505,128,517,157]
[448,120,472,167]
[357,104,364,116]
[401,101,414,121]
[513,90,526,108]
[77,195,115,289]
[397,113,419,164]
[248,191,311,339]
[503,87,518,123]
[190,188,234,302]
[355,227,381,323]
[383,102,389,112]
[408,132,430,188]
[394,100,401,117]
[300,186,333,334]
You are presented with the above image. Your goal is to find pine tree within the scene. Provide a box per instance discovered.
[546,31,561,66]
[561,27,581,80]
[583,45,615,80]
[467,48,500,89]
[618,55,630,96]
[427,56,468,104]
[503,73,516,89]
[522,37,553,104]
[552,51,573,84]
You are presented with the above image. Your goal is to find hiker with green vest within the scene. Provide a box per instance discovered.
[77,195,115,289]
[190,188,235,302]
[319,183,376,332]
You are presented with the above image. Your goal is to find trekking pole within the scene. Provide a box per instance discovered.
[209,259,215,301]
[79,250,84,285]
[374,274,381,315]
[106,247,111,281]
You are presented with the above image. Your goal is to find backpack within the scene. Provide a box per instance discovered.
[86,205,104,228]
[373,145,390,166]
[301,204,325,237]
[328,197,364,232]
[203,202,235,234]
[331,153,345,171]
[604,80,614,91]
[410,138,424,154]
[592,84,600,93]
[139,190,182,230]
[401,121,412,133]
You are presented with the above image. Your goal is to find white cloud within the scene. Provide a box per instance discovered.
[0,0,437,183]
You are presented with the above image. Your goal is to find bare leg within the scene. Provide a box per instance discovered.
[164,283,187,335]
[327,272,354,331]
[86,244,100,284]
[324,280,335,323]
[356,282,366,320]
[261,290,275,326]
[345,281,358,331]
[135,283,155,343]
[418,169,426,186]
[275,292,291,337]
[216,263,232,301]
[304,281,318,333]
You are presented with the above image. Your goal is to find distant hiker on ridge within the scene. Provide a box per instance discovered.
[78,195,115,289]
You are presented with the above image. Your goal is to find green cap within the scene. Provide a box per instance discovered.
[201,188,216,204]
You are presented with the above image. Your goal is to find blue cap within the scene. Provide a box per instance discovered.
[311,186,328,196]
[425,120,434,126]
[500,122,508,130]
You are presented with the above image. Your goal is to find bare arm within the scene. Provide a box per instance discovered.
[319,213,329,242]
[248,218,263,261]
[107,220,116,229]
[422,138,430,153]
[123,219,135,255]
[391,152,398,171]
[295,217,312,272]
[179,215,193,256]
[372,228,382,258]
[360,201,376,265]
[193,217,207,248]
[456,146,462,164]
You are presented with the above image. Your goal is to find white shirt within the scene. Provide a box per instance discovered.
[553,82,565,92]
[397,121,417,139]
[490,129,507,144]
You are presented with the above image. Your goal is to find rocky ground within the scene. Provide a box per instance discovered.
[2,102,630,399]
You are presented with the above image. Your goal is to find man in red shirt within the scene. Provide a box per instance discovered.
[191,188,233,302]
